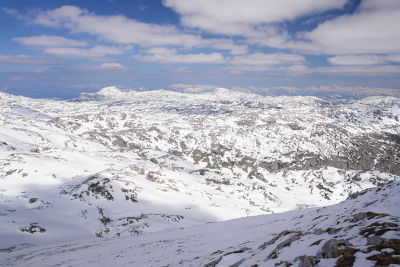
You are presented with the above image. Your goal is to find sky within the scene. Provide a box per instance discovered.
[0,0,400,98]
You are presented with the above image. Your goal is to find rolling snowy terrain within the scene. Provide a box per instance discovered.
[1,181,399,266]
[0,87,399,266]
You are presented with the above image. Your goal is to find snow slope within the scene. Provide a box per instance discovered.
[1,180,399,266]
[0,87,399,262]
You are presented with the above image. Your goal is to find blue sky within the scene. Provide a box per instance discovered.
[0,0,399,98]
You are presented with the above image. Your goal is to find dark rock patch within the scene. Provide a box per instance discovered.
[20,223,46,234]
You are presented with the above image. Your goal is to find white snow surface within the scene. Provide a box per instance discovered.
[1,181,399,266]
[0,87,399,266]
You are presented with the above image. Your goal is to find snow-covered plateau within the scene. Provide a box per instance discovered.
[0,87,399,266]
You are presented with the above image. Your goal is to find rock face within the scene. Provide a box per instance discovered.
[0,89,399,249]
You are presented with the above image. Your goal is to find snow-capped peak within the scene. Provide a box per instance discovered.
[76,86,134,101]
[95,86,125,97]
[211,87,231,95]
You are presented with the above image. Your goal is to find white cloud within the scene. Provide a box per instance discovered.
[286,64,310,75]
[231,53,305,66]
[315,65,400,75]
[387,54,400,63]
[224,65,274,73]
[236,85,400,97]
[95,62,126,70]
[225,58,400,75]
[359,0,400,11]
[135,48,224,64]
[304,0,400,55]
[5,1,400,78]
[223,53,306,74]
[164,66,193,73]
[13,35,87,47]
[162,0,400,59]
[303,85,400,97]
[30,5,245,54]
[43,46,124,58]
[32,5,199,46]
[203,39,247,55]
[1,7,26,20]
[224,64,310,75]
[168,83,220,93]
[0,54,62,65]
[163,0,347,35]
[327,55,388,66]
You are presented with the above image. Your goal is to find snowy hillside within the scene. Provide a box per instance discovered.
[1,181,399,266]
[0,87,399,265]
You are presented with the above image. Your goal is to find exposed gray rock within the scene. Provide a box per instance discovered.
[351,211,388,222]
[267,232,301,259]
[313,229,325,235]
[318,239,352,258]
[20,223,46,234]
[259,230,298,250]
[296,255,320,267]
[351,212,368,222]
[367,236,386,246]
